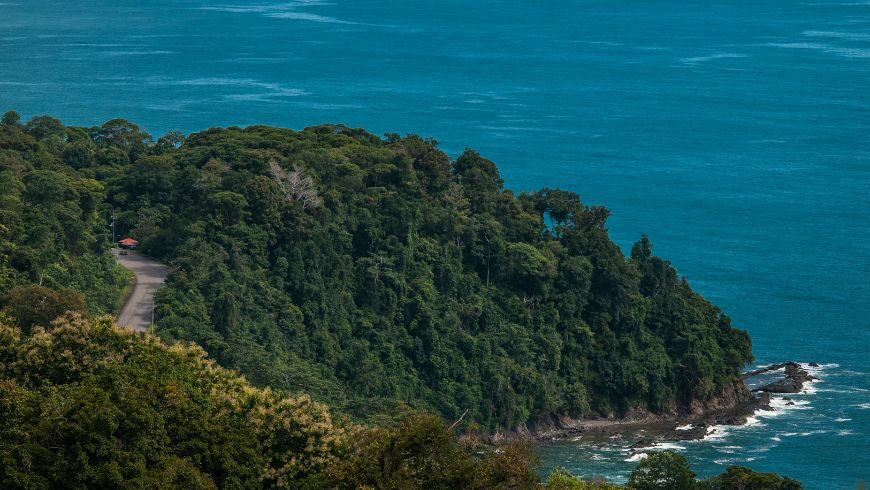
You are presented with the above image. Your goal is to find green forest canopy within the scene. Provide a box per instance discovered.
[0,112,753,432]
[0,313,796,488]
[0,112,803,489]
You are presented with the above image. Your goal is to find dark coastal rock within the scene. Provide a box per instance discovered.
[523,373,783,445]
[630,439,653,449]
[519,362,816,447]
[748,362,815,394]
[666,425,708,442]
[809,362,820,367]
[755,379,803,394]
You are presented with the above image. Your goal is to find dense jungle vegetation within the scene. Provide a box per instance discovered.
[0,313,797,488]
[0,111,753,429]
[0,111,794,488]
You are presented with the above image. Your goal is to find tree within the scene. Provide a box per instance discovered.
[631,234,653,262]
[92,118,151,160]
[153,130,185,154]
[92,118,150,148]
[0,285,87,333]
[268,159,322,210]
[627,451,697,490]
[23,115,65,139]
[534,188,583,233]
[700,466,803,490]
[1,111,20,126]
[328,413,539,489]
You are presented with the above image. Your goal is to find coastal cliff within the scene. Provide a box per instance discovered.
[499,362,817,444]
[491,378,766,443]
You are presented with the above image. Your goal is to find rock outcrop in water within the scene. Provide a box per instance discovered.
[745,362,817,394]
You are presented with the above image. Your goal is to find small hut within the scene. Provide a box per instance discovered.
[118,237,139,249]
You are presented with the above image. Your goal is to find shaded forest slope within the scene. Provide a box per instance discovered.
[0,115,753,431]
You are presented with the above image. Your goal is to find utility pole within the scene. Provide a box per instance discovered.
[110,209,116,246]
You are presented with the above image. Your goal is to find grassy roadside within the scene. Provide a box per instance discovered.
[113,261,136,317]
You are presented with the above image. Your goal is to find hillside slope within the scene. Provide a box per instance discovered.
[0,114,753,431]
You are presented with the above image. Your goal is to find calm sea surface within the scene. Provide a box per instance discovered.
[2,1,868,486]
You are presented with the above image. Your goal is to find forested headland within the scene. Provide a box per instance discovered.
[0,112,797,488]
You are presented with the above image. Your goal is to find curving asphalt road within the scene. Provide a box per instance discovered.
[114,250,169,332]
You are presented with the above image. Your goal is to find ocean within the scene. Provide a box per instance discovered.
[1,1,868,486]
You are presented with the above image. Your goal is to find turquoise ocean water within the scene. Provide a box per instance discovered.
[1,1,868,486]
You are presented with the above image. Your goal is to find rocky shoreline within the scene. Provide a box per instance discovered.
[744,361,818,394]
[496,362,817,449]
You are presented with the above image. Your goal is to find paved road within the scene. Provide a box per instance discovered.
[114,250,169,332]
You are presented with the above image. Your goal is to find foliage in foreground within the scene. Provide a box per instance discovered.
[0,112,753,431]
[0,313,801,489]
[0,313,539,488]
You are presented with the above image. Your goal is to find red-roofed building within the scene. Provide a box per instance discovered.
[118,237,139,249]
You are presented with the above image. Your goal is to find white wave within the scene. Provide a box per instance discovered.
[703,425,730,441]
[768,42,870,58]
[808,1,870,5]
[801,362,838,372]
[814,388,865,394]
[477,126,561,133]
[758,397,802,417]
[100,50,173,57]
[798,430,830,437]
[716,445,743,454]
[650,442,686,451]
[675,424,693,431]
[835,418,852,422]
[771,436,781,442]
[768,42,830,50]
[0,81,48,86]
[199,1,371,26]
[625,452,648,462]
[854,403,870,409]
[837,429,855,436]
[681,53,747,64]
[839,369,867,376]
[199,1,332,14]
[224,91,306,102]
[146,101,193,112]
[803,30,870,41]
[826,47,870,58]
[715,456,757,465]
[147,77,308,101]
[54,43,133,47]
[750,445,776,453]
[622,440,687,453]
[266,11,357,24]
[801,381,820,395]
